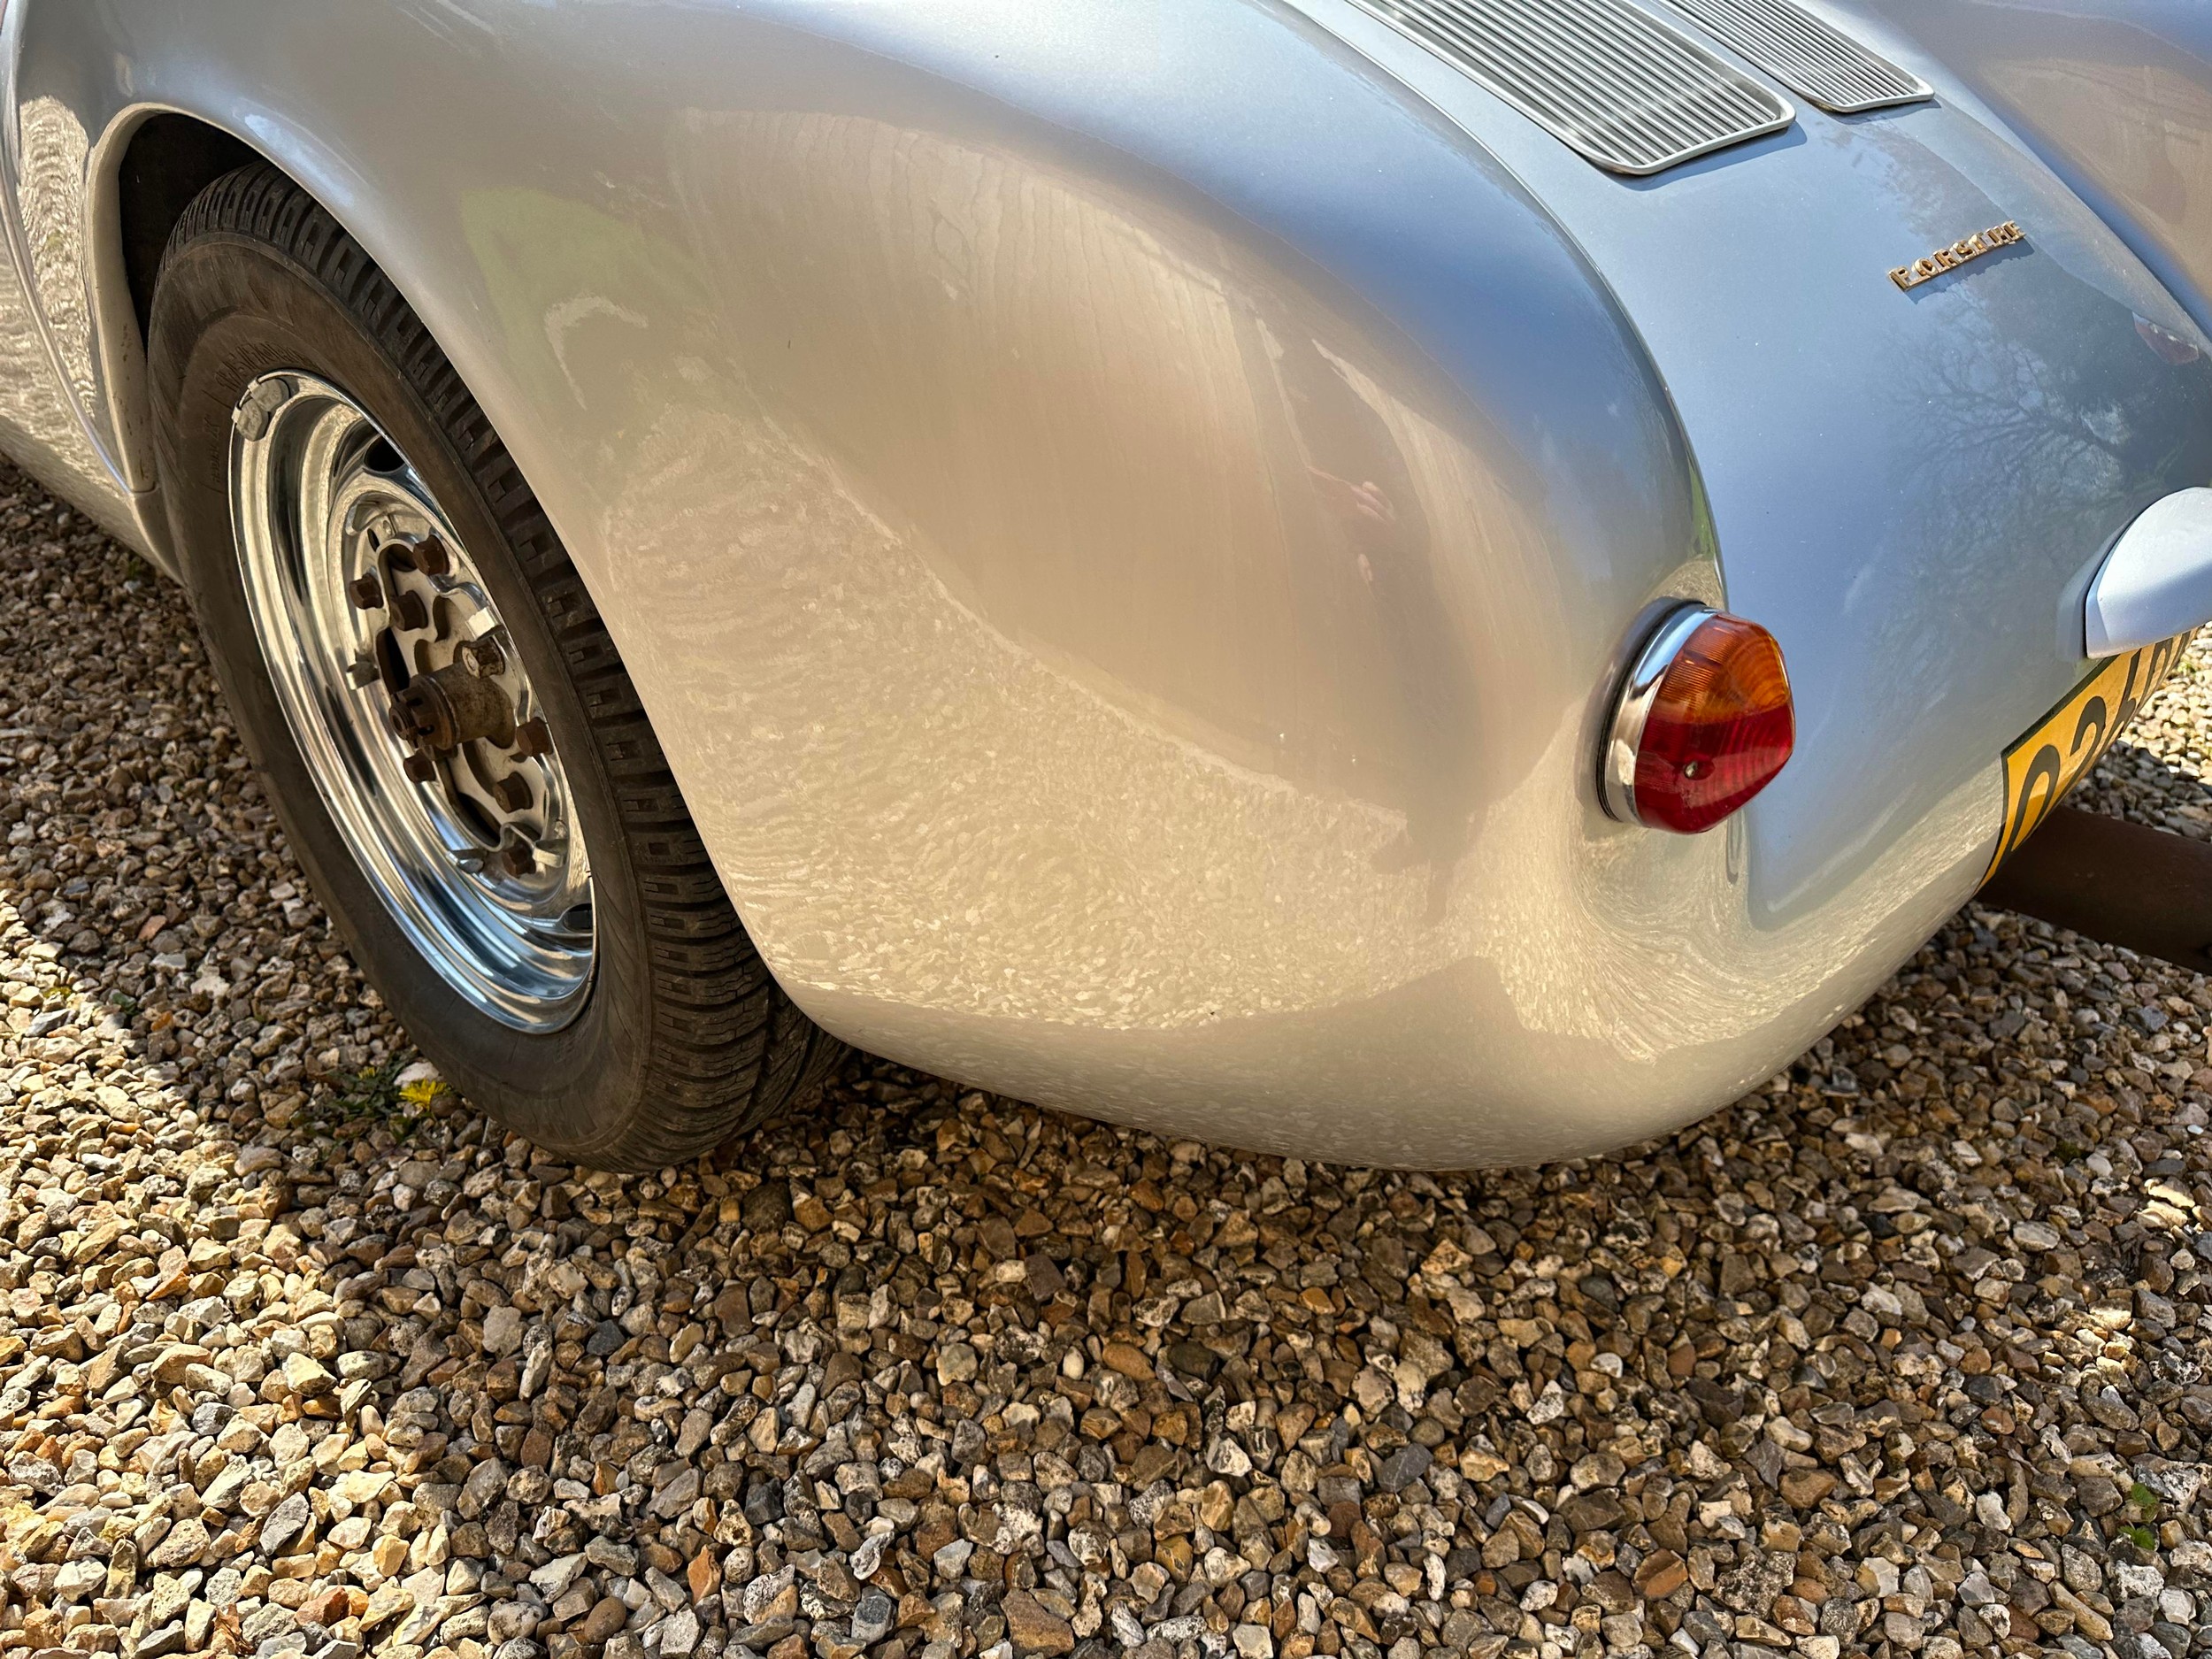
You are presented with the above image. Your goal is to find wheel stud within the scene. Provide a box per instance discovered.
[347,572,383,610]
[403,752,437,784]
[514,717,553,758]
[492,773,532,811]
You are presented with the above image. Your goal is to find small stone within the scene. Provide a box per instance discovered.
[656,1609,701,1658]
[1633,1551,1687,1600]
[1372,1442,1430,1494]
[261,1492,313,1555]
[579,1599,630,1643]
[531,1554,589,1601]
[587,1539,640,1576]
[353,1586,408,1636]
[849,1532,887,1583]
[144,1518,211,1571]
[999,1591,1074,1655]
[1780,1468,1838,1508]
[2078,1474,2124,1516]
[686,1546,718,1603]
[851,1588,895,1645]
[481,1305,526,1357]
[281,1351,336,1396]
[650,1465,702,1518]
[934,1342,978,1385]
[1717,1551,1798,1617]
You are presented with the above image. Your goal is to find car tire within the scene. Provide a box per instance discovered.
[146,162,842,1170]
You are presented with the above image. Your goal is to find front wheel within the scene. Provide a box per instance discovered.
[147,163,841,1169]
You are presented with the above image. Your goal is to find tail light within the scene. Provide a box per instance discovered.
[1602,605,1794,833]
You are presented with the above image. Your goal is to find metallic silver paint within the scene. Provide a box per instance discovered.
[2,0,2210,1163]
[1846,1,2212,341]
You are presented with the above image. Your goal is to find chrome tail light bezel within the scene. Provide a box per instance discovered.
[1601,603,1717,826]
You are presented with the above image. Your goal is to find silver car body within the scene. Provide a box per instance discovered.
[1,0,2207,1164]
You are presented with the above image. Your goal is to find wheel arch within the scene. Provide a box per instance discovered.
[111,112,260,344]
[81,107,262,565]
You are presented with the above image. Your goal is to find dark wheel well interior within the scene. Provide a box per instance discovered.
[116,115,258,342]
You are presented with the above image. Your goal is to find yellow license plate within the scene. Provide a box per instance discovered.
[1985,635,2186,879]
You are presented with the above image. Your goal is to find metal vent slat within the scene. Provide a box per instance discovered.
[1347,0,1794,174]
[1663,0,1931,112]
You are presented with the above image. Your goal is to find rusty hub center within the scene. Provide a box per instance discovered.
[342,530,565,878]
[390,662,517,754]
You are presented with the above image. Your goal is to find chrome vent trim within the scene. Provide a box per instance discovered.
[1663,0,1932,112]
[1345,0,1795,175]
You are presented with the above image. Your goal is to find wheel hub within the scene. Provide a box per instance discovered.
[228,373,595,1031]
[390,664,515,755]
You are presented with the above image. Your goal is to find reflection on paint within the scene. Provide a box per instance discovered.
[0,98,127,527]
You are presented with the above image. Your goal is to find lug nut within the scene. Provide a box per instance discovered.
[491,773,532,811]
[413,536,452,577]
[344,657,380,688]
[347,573,383,611]
[458,636,506,679]
[501,840,536,878]
[514,718,553,758]
[403,753,437,784]
[392,590,430,630]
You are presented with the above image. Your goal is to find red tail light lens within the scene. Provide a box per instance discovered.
[1604,607,1794,834]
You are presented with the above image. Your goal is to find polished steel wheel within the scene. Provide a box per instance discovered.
[158,167,840,1166]
[228,372,593,1031]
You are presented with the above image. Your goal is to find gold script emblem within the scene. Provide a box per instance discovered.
[1890,220,2024,291]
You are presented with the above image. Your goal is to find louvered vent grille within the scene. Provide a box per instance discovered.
[1347,0,1794,175]
[1663,0,1931,112]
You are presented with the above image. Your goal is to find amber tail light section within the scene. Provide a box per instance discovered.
[1603,607,1794,833]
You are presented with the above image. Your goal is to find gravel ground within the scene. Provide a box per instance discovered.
[0,453,2210,1659]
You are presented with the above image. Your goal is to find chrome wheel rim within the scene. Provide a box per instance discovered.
[229,373,593,1032]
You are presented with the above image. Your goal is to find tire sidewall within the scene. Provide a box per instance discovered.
[149,228,655,1158]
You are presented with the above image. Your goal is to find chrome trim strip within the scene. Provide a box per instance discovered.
[1601,603,1716,824]
[1662,0,1932,114]
[1344,0,1796,175]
